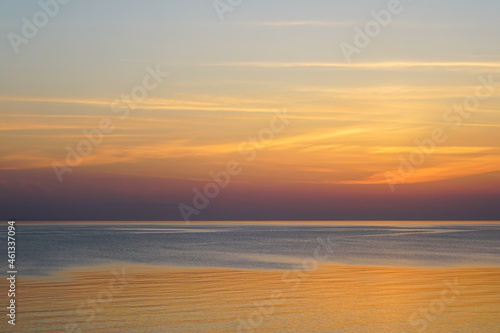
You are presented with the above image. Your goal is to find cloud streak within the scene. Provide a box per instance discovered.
[198,61,500,71]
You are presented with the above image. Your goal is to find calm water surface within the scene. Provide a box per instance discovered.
[18,221,500,275]
[6,221,500,332]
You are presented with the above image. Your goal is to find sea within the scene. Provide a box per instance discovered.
[18,221,500,275]
[5,221,500,332]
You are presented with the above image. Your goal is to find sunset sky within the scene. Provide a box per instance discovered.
[1,0,499,221]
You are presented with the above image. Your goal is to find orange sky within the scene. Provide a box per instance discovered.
[1,1,499,221]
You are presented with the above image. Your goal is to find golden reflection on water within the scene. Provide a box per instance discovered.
[4,265,500,332]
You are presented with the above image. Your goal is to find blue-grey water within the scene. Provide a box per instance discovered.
[17,222,500,276]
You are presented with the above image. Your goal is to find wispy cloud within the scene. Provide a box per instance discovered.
[198,61,500,71]
[235,19,448,29]
[341,154,500,185]
[294,85,500,101]
[246,20,358,27]
[0,95,276,113]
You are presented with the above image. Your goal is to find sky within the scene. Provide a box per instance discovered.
[1,0,500,221]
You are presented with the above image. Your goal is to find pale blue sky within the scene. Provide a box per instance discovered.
[2,0,499,101]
